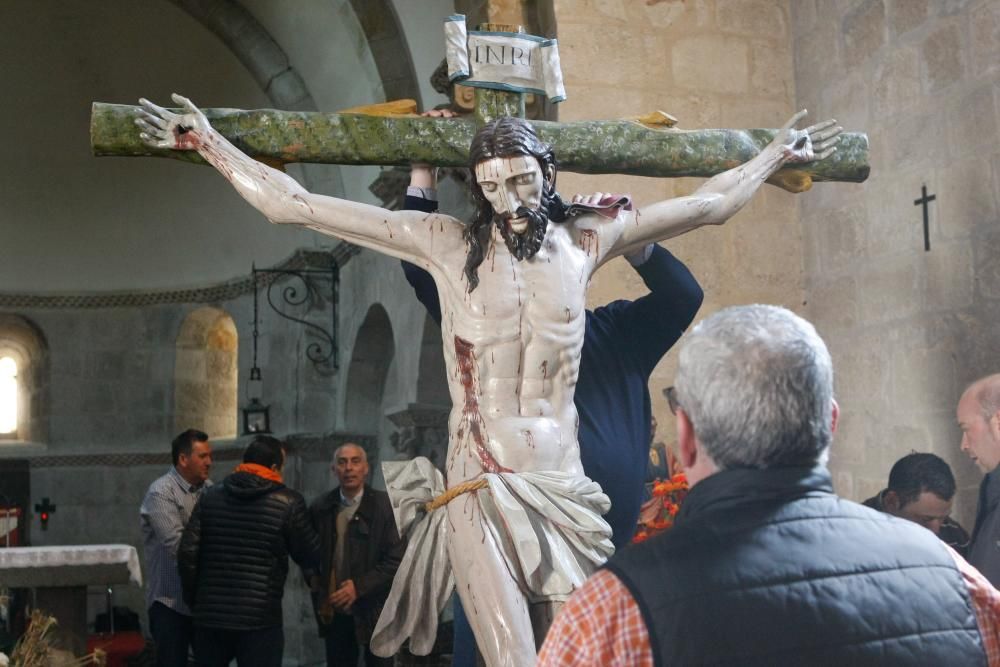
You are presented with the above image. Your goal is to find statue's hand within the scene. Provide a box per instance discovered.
[774,110,842,164]
[421,107,458,118]
[571,192,608,207]
[136,93,212,151]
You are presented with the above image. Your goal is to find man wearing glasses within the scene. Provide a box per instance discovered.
[541,305,995,666]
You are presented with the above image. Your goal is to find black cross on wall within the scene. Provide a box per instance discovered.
[35,497,56,530]
[914,184,936,252]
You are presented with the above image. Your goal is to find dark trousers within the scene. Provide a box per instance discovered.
[193,625,283,667]
[324,613,393,667]
[148,602,193,667]
[452,597,478,667]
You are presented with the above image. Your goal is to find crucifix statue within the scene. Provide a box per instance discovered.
[94,16,865,667]
[135,93,840,665]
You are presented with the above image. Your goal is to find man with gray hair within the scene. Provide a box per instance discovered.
[540,305,997,666]
[309,443,404,667]
[959,373,1000,586]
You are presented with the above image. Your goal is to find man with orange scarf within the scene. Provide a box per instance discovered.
[178,435,320,667]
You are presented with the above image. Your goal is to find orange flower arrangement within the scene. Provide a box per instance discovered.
[633,472,688,544]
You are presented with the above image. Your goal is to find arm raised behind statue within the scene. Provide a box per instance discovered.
[400,163,443,324]
[603,111,842,264]
[618,244,704,375]
[136,94,455,264]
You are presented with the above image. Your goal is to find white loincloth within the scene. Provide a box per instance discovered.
[370,456,614,657]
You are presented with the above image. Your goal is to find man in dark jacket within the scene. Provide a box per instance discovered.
[309,443,404,667]
[178,435,320,667]
[540,305,993,666]
[959,373,1000,586]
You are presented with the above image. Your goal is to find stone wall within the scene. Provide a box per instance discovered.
[792,0,1000,527]
[12,0,997,661]
[0,274,340,454]
[335,250,451,489]
[553,0,803,450]
[0,254,357,661]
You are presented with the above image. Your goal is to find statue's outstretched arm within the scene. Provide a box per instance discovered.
[137,94,451,263]
[608,111,842,260]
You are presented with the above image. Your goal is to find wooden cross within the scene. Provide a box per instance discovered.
[89,23,869,194]
[913,184,936,252]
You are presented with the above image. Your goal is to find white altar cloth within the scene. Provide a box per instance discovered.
[0,516,15,542]
[0,544,142,588]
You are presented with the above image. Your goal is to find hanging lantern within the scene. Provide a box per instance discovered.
[242,267,271,435]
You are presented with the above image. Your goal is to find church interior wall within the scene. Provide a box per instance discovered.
[0,2,447,657]
[552,0,804,456]
[5,0,997,661]
[791,0,1000,528]
[0,0,329,293]
[1,283,351,659]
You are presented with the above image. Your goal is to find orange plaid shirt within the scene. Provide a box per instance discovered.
[538,546,1000,666]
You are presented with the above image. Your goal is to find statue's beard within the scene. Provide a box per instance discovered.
[495,206,548,260]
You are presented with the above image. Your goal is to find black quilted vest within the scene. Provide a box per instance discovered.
[605,466,987,666]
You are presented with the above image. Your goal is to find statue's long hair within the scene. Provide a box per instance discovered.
[465,117,570,292]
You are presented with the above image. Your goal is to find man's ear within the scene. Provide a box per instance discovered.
[544,163,556,187]
[883,489,902,513]
[989,408,1000,443]
[830,398,840,436]
[677,409,698,470]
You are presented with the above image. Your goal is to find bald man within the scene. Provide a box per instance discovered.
[958,374,1000,585]
[309,444,405,667]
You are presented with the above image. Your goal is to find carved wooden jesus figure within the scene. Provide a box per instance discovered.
[138,94,840,667]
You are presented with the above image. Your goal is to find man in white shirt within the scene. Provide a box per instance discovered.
[139,428,212,667]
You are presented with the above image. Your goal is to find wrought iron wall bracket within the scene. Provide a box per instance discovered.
[252,261,339,371]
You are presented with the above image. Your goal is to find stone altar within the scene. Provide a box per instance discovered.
[0,545,142,656]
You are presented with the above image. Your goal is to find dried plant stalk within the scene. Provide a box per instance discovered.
[8,611,106,667]
[10,610,57,667]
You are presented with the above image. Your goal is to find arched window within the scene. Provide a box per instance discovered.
[174,307,239,439]
[0,356,16,436]
[0,315,47,443]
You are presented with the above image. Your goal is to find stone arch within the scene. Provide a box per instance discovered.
[381,313,450,470]
[174,307,238,439]
[168,0,422,198]
[167,0,318,111]
[415,316,449,406]
[0,315,48,443]
[347,0,420,103]
[343,304,395,434]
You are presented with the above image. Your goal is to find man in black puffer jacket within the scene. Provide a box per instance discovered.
[540,305,994,667]
[178,435,320,667]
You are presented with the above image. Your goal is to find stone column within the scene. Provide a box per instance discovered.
[386,403,451,470]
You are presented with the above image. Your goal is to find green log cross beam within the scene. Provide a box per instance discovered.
[90,51,868,193]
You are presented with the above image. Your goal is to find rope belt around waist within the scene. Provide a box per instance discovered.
[424,478,489,512]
